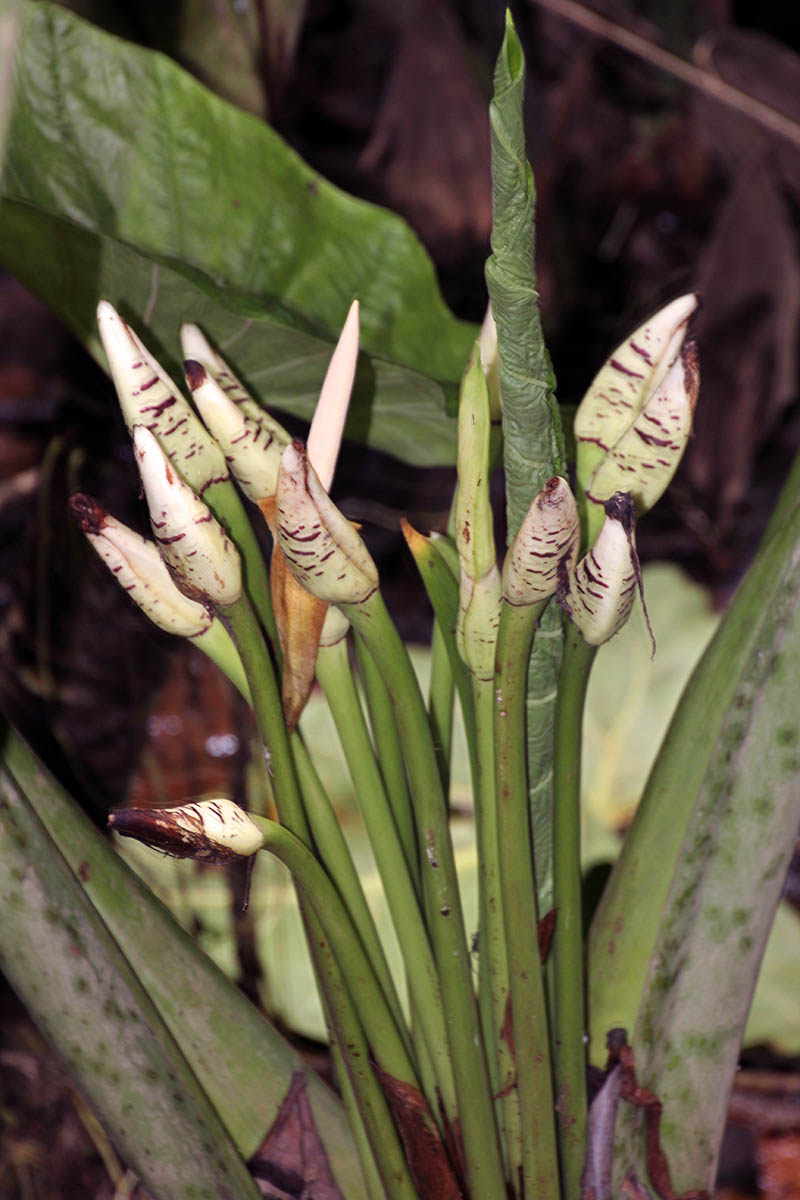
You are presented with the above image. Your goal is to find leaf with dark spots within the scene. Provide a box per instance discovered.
[374,1063,464,1200]
[609,1039,709,1200]
[250,1072,342,1200]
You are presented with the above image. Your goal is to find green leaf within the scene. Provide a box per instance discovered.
[0,728,262,1200]
[2,728,368,1196]
[485,10,566,914]
[589,450,800,1191]
[0,1,477,464]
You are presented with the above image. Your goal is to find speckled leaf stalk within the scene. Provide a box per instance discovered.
[485,10,567,921]
[341,589,508,1200]
[607,476,800,1193]
[0,731,263,1200]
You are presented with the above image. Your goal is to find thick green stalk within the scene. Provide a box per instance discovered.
[353,637,418,887]
[255,820,442,1153]
[224,596,404,1032]
[429,618,455,792]
[552,620,596,1198]
[495,599,560,1198]
[222,595,308,842]
[290,731,407,1038]
[472,672,519,1179]
[316,638,458,1125]
[342,589,507,1200]
[329,1036,388,1200]
[305,914,420,1200]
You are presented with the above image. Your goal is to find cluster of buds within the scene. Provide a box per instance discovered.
[453,295,698,652]
[75,292,698,872]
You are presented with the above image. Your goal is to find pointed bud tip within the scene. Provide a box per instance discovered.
[603,491,636,531]
[69,493,107,535]
[184,359,207,391]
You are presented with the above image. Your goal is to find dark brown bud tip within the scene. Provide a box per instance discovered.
[108,806,201,860]
[603,491,636,532]
[183,359,207,391]
[69,493,107,535]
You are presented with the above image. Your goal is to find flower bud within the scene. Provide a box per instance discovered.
[575,294,697,484]
[559,493,648,647]
[183,356,291,502]
[109,798,263,864]
[96,301,228,494]
[133,425,242,606]
[583,341,700,518]
[306,299,359,492]
[276,441,378,606]
[180,323,266,423]
[502,477,579,607]
[70,493,213,636]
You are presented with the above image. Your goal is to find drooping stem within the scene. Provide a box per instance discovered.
[495,598,560,1198]
[316,637,457,1126]
[552,619,596,1199]
[343,588,507,1200]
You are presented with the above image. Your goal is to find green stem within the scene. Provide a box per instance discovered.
[429,619,455,793]
[290,731,407,1039]
[552,620,596,1198]
[495,599,560,1198]
[316,638,458,1126]
[353,637,418,888]
[343,589,507,1200]
[222,595,308,843]
[329,1035,388,1200]
[472,673,518,1177]
[255,819,434,1131]
[305,914,420,1200]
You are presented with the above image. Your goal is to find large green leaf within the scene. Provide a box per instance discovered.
[1,728,368,1196]
[0,1,477,464]
[0,728,262,1200]
[485,12,566,915]
[589,450,800,1191]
